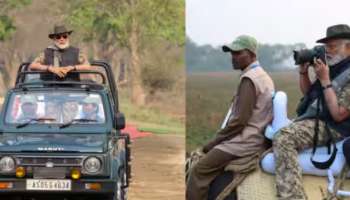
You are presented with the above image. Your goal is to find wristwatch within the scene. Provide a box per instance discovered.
[322,84,333,91]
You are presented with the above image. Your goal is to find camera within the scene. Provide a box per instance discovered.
[293,45,326,65]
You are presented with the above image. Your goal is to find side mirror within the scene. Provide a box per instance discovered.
[115,112,125,130]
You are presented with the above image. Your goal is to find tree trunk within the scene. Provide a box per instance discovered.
[0,42,17,90]
[128,17,146,106]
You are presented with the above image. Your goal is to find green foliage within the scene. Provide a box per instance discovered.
[67,1,96,39]
[142,63,177,91]
[142,40,183,92]
[139,0,185,45]
[66,0,184,48]
[0,15,15,41]
[0,0,31,41]
[186,36,307,72]
[66,0,185,105]
[119,89,185,135]
[0,0,32,13]
[66,0,124,46]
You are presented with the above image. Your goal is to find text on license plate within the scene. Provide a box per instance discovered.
[26,179,71,191]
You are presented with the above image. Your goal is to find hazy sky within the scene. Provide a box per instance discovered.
[186,0,350,48]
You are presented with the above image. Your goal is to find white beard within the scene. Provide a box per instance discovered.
[54,41,70,50]
[326,53,347,66]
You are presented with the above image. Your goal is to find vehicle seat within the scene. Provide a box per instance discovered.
[260,91,349,177]
[264,91,291,140]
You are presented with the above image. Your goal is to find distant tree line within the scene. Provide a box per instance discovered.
[186,36,306,72]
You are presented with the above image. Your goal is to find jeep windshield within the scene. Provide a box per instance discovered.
[5,91,106,125]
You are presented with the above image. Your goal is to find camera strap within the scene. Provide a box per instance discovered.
[310,97,337,169]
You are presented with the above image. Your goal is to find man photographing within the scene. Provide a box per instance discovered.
[273,24,350,200]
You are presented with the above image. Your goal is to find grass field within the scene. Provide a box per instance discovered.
[186,71,303,153]
[119,88,185,135]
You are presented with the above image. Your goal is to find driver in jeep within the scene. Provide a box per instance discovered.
[16,96,39,123]
[81,96,104,123]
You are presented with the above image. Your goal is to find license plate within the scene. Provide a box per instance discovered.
[26,179,71,191]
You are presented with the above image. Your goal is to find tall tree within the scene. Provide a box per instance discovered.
[0,0,31,88]
[0,0,31,40]
[67,0,185,105]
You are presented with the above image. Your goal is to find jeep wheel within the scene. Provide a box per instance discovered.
[109,173,127,200]
[117,177,127,200]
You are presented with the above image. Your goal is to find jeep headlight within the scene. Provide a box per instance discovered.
[83,157,101,173]
[0,156,15,172]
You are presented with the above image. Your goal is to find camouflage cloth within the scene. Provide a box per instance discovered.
[273,119,343,200]
[273,81,350,200]
[338,83,350,112]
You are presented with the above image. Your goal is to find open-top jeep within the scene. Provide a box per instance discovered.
[0,61,131,200]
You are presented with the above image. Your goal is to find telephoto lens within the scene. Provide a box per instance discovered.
[293,45,326,65]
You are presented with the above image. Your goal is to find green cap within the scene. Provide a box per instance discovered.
[222,35,258,55]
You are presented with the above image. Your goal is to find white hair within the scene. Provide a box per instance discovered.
[337,39,350,46]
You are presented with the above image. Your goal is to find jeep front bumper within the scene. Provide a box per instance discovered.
[0,178,116,194]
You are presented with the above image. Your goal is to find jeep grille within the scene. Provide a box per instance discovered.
[33,167,67,179]
[16,156,83,167]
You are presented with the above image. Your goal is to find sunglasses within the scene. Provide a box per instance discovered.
[54,34,68,40]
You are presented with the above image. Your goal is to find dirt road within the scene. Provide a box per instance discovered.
[128,134,185,200]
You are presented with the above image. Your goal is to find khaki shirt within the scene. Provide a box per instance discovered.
[202,78,256,153]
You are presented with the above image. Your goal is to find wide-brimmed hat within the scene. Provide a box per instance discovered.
[222,35,258,55]
[48,25,73,39]
[317,24,350,43]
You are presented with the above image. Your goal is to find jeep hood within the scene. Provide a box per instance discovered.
[0,133,108,153]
